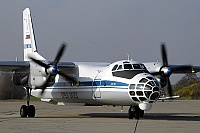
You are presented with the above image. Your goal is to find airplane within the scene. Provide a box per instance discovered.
[0,8,199,119]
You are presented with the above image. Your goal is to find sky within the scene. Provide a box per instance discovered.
[0,0,200,83]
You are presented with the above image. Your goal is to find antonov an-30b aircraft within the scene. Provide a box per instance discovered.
[1,8,199,119]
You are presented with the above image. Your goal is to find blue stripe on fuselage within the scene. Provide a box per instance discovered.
[50,80,128,88]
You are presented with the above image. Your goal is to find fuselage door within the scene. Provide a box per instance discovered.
[93,79,101,99]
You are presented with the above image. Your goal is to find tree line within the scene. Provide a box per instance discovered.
[173,73,200,99]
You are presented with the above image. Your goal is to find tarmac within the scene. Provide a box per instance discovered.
[0,100,199,133]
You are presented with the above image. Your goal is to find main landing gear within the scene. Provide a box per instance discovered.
[20,87,35,117]
[128,106,144,119]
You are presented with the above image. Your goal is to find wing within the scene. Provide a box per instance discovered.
[0,61,77,72]
[0,61,30,71]
[169,64,200,73]
[57,62,77,70]
[42,61,78,82]
[143,62,200,74]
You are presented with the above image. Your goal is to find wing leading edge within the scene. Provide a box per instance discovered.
[169,64,200,74]
[0,61,77,72]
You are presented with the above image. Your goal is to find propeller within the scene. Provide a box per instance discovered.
[160,42,173,97]
[30,42,75,94]
[156,43,194,97]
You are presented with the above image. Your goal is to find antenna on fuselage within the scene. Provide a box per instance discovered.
[127,53,132,61]
[127,53,130,61]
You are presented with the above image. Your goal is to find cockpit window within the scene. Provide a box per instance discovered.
[117,65,123,70]
[112,62,147,79]
[140,64,147,70]
[124,64,133,69]
[133,64,141,69]
[112,65,118,71]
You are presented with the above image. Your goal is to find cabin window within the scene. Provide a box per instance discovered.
[76,81,80,87]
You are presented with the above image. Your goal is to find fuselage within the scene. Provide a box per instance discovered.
[31,60,161,108]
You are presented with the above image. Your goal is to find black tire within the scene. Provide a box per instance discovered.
[134,106,140,120]
[140,110,144,117]
[134,112,140,120]
[20,105,28,117]
[128,107,134,119]
[27,105,35,117]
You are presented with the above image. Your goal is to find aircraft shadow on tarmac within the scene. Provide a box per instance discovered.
[80,113,200,121]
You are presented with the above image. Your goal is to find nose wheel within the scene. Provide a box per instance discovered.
[20,87,35,117]
[128,106,144,119]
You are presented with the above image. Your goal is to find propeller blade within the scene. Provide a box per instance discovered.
[40,74,51,95]
[167,77,173,97]
[30,57,49,69]
[161,43,168,67]
[53,42,67,65]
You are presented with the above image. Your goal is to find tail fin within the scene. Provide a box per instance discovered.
[23,8,45,61]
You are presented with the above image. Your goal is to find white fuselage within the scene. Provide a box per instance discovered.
[31,60,161,107]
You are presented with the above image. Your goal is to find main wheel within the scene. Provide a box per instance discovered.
[128,106,134,119]
[27,105,35,117]
[134,106,140,120]
[20,105,28,117]
[140,110,144,117]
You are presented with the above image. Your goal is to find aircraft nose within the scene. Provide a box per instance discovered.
[129,76,160,102]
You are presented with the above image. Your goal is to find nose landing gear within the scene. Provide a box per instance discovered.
[128,106,144,119]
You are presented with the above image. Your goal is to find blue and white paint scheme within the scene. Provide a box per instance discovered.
[31,60,161,108]
[0,8,199,119]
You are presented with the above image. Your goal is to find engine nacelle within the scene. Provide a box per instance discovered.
[28,75,56,89]
[28,62,55,89]
[12,71,29,86]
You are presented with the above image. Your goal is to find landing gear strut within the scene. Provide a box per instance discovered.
[20,87,35,117]
[128,106,144,119]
